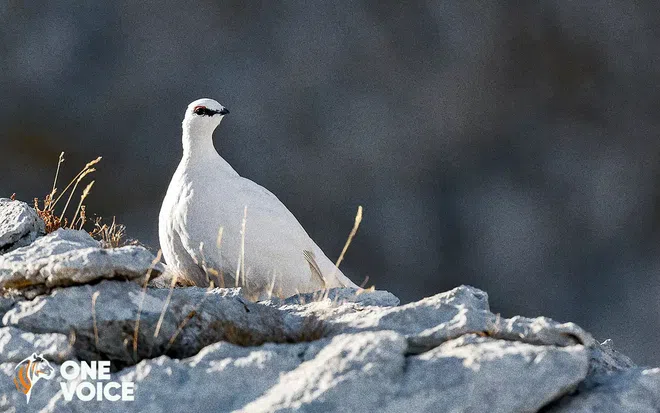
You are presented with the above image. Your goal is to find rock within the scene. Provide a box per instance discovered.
[492,315,595,347]
[241,331,408,413]
[1,280,308,366]
[0,198,45,254]
[547,368,660,412]
[146,265,176,288]
[34,341,310,412]
[385,335,589,413]
[284,285,594,353]
[585,339,636,387]
[0,332,591,413]
[280,287,400,307]
[0,326,73,363]
[0,295,20,317]
[0,229,164,292]
[0,260,654,412]
[281,285,490,340]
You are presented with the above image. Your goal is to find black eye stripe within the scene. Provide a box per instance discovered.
[193,107,218,117]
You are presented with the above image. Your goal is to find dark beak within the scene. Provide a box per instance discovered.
[218,107,230,115]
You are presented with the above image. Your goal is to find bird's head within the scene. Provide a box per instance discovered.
[182,98,229,133]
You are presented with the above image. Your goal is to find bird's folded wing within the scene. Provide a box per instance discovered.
[303,250,327,289]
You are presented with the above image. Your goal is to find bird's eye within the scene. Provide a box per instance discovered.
[193,106,206,115]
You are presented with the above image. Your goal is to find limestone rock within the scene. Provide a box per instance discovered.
[39,341,309,412]
[0,326,72,363]
[281,287,400,307]
[548,368,660,412]
[385,335,588,413]
[1,280,305,366]
[284,285,594,353]
[0,198,45,254]
[0,258,654,412]
[0,229,163,291]
[241,331,408,413]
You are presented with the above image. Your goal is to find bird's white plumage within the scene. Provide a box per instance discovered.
[159,98,357,298]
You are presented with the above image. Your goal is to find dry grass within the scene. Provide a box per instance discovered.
[313,205,366,301]
[235,206,247,288]
[156,279,216,357]
[91,217,127,248]
[34,193,66,234]
[132,250,163,361]
[152,251,180,341]
[214,317,326,347]
[164,310,199,353]
[33,152,100,233]
[91,291,101,350]
[334,205,363,272]
[31,152,129,248]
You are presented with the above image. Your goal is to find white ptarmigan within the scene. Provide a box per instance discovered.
[159,98,357,298]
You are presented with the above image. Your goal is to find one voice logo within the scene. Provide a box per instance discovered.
[13,353,135,404]
[13,353,55,404]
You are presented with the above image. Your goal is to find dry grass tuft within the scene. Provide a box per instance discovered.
[91,217,127,248]
[34,193,66,233]
[33,152,101,233]
[32,152,130,248]
[291,317,327,343]
[209,317,327,348]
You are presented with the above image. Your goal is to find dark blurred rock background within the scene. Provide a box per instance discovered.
[1,1,659,364]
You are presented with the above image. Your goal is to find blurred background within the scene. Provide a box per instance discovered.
[1,1,660,364]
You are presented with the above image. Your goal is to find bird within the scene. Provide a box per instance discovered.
[159,98,357,299]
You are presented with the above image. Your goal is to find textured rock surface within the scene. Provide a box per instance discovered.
[1,284,655,412]
[0,232,657,412]
[283,286,595,354]
[0,229,164,291]
[280,286,400,307]
[385,335,588,413]
[0,198,44,254]
[0,327,72,363]
[1,281,298,367]
[547,368,660,413]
